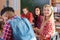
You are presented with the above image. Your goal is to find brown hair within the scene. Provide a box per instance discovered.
[22,7,28,10]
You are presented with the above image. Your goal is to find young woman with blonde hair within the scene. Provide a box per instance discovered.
[34,4,55,40]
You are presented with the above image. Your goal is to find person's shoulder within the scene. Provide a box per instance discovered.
[7,16,21,22]
[21,13,24,15]
[22,18,28,21]
[22,18,30,22]
[47,20,55,25]
[28,12,33,16]
[28,12,32,14]
[7,19,12,23]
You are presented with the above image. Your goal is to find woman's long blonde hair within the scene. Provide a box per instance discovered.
[41,4,55,29]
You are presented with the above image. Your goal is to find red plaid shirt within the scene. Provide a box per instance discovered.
[1,23,13,40]
[41,20,55,39]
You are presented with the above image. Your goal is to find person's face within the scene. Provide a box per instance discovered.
[2,12,8,21]
[43,7,51,17]
[2,11,14,21]
[35,8,40,16]
[22,8,28,14]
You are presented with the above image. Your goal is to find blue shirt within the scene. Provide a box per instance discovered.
[7,16,36,40]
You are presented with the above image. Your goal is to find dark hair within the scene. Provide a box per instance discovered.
[1,7,14,16]
[33,6,41,17]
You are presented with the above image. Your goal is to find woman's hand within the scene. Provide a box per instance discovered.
[40,34,46,40]
[33,27,40,34]
[33,27,47,40]
[33,27,43,35]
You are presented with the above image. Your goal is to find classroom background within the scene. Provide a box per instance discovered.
[0,0,60,40]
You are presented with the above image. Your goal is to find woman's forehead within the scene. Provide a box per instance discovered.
[43,7,51,11]
[44,7,51,9]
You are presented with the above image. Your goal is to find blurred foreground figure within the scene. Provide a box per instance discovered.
[0,7,37,40]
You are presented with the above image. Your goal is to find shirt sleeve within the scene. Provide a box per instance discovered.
[1,23,13,40]
[42,21,55,38]
[29,13,33,23]
[46,22,55,37]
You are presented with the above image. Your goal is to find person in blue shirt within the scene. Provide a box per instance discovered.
[0,7,37,40]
